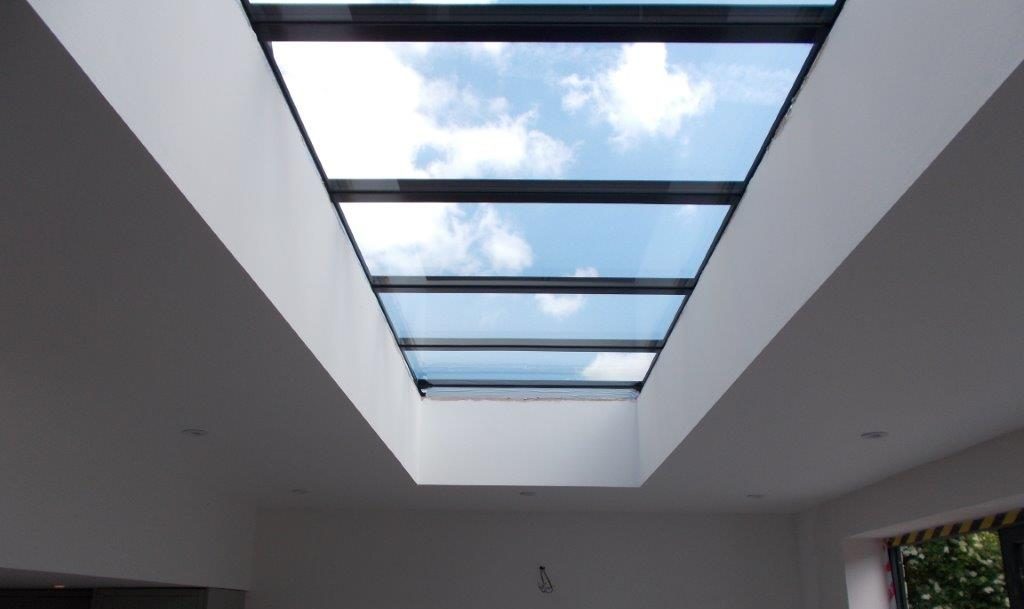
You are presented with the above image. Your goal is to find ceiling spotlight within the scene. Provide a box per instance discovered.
[519,491,537,497]
[180,428,208,437]
[290,488,310,495]
[746,493,765,500]
[860,431,889,440]
[52,585,65,590]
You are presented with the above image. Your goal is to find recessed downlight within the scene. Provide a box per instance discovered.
[860,431,889,440]
[746,493,765,500]
[52,585,65,590]
[180,428,208,437]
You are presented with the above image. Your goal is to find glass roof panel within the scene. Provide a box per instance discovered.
[423,386,640,400]
[273,41,810,180]
[256,1,834,5]
[249,1,841,391]
[341,203,727,278]
[407,350,656,383]
[383,293,683,341]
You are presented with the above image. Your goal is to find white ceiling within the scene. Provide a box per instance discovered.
[3,0,1024,516]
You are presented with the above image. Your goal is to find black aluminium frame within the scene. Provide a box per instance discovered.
[242,1,845,394]
[888,545,910,609]
[1001,525,1024,609]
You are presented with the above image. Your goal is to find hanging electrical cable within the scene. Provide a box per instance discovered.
[537,565,554,594]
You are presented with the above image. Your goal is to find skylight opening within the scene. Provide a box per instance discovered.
[273,42,810,181]
[244,1,843,394]
[423,386,641,401]
[382,293,684,341]
[407,350,657,384]
[341,203,729,277]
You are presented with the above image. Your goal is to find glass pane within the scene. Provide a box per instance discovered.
[342,203,727,278]
[382,293,683,340]
[273,41,810,180]
[257,1,833,5]
[423,386,640,400]
[901,531,1010,609]
[407,350,656,382]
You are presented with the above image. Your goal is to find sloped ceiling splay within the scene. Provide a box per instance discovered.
[641,55,1024,511]
[638,0,1024,480]
[0,0,413,512]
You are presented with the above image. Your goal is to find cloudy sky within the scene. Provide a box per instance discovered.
[343,203,728,277]
[346,202,719,344]
[406,349,658,383]
[275,41,809,180]
[272,39,808,382]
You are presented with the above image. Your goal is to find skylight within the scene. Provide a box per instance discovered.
[245,1,842,395]
[342,203,728,277]
[274,42,810,180]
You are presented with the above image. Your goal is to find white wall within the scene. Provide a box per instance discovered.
[418,399,638,487]
[248,509,802,609]
[638,0,1024,479]
[0,468,255,590]
[797,429,1024,609]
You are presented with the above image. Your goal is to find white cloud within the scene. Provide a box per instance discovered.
[676,204,701,218]
[274,42,572,178]
[534,293,584,318]
[706,64,799,106]
[560,43,713,146]
[469,42,509,60]
[571,266,599,278]
[481,230,532,272]
[423,111,573,178]
[533,267,600,318]
[340,203,532,275]
[581,352,654,381]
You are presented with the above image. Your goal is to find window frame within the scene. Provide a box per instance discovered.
[242,1,845,394]
[888,544,910,609]
[888,521,1024,609]
[1001,524,1024,609]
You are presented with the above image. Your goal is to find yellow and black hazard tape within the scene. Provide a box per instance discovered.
[887,508,1022,547]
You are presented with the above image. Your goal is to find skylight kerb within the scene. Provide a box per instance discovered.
[246,1,843,393]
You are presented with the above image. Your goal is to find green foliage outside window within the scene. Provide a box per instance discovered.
[902,531,1009,609]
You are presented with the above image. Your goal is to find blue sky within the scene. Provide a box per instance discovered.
[276,41,810,180]
[272,39,809,382]
[407,350,656,382]
[383,293,684,340]
[343,203,728,277]
[341,202,707,381]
